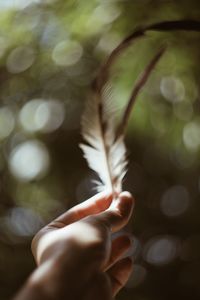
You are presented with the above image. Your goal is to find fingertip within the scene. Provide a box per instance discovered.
[116,192,134,217]
[119,191,134,203]
[119,191,134,209]
[95,191,134,233]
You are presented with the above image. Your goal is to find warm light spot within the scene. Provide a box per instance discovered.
[0,0,50,10]
[86,3,121,34]
[97,32,121,53]
[0,107,15,140]
[35,100,65,133]
[4,207,43,237]
[19,99,65,133]
[143,235,179,265]
[19,99,44,132]
[160,185,190,217]
[93,3,121,25]
[160,76,185,103]
[9,140,50,181]
[7,46,36,73]
[52,40,83,66]
[183,120,200,151]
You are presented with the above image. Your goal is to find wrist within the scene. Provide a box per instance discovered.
[14,259,65,300]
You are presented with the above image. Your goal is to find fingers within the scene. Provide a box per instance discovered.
[49,191,113,228]
[107,257,133,297]
[95,192,134,233]
[104,235,132,271]
[48,191,134,232]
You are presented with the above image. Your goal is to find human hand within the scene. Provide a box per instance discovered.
[15,191,134,300]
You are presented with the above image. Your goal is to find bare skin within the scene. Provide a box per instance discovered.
[14,191,134,300]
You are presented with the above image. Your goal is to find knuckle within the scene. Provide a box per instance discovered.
[71,218,109,266]
[84,215,109,238]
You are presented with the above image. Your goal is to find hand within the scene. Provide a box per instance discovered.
[15,191,134,300]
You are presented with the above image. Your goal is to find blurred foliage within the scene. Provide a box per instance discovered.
[0,0,200,299]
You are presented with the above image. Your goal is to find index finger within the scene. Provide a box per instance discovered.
[49,191,113,228]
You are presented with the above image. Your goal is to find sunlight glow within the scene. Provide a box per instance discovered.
[5,207,43,237]
[143,236,179,265]
[183,120,200,151]
[97,32,121,53]
[9,140,50,181]
[7,46,36,74]
[19,99,65,133]
[52,40,83,67]
[160,76,185,103]
[0,0,48,10]
[160,185,190,217]
[0,107,15,140]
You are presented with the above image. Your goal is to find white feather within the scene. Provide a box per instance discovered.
[79,30,166,194]
[80,86,128,193]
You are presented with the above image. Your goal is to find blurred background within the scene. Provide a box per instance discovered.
[0,0,200,299]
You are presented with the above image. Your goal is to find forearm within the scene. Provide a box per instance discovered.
[14,260,68,300]
[13,257,84,300]
[14,276,48,300]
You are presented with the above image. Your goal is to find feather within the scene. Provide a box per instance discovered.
[80,49,165,194]
[80,84,127,193]
[80,19,200,194]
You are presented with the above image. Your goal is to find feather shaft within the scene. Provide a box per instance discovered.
[80,92,120,193]
[98,101,114,192]
[94,19,200,93]
[116,47,166,139]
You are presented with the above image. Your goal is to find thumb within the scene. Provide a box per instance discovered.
[95,191,134,233]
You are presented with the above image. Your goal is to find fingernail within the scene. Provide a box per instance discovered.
[110,191,134,214]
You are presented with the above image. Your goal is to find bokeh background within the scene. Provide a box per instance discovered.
[0,0,200,299]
